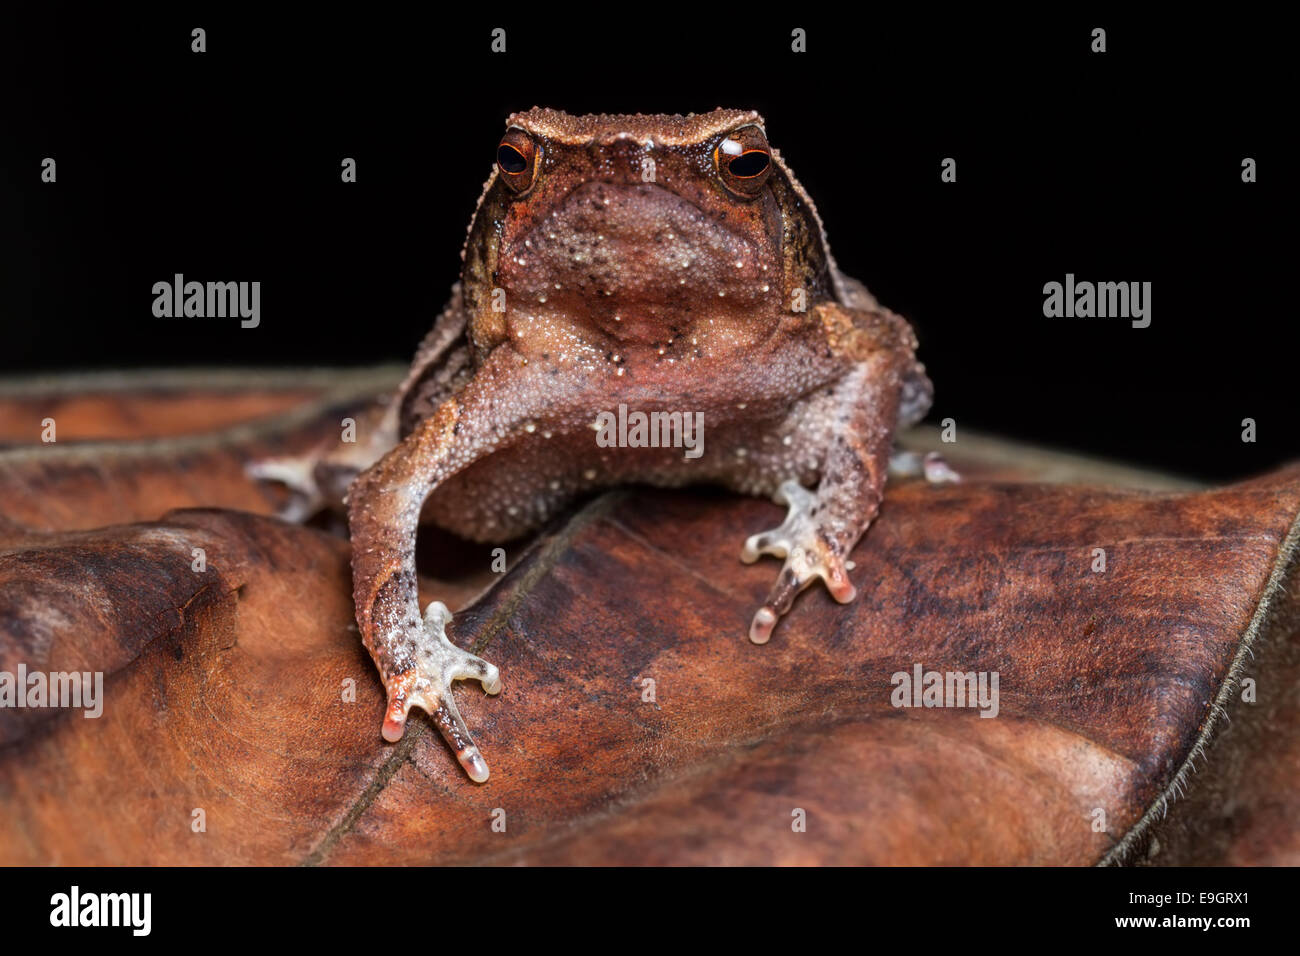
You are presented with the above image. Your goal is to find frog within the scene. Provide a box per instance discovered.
[249,108,955,783]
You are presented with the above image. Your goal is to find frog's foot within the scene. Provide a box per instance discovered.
[380,601,503,783]
[245,455,324,522]
[740,480,858,645]
[889,450,961,484]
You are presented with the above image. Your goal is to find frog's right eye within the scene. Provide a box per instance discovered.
[714,125,772,197]
[496,129,540,193]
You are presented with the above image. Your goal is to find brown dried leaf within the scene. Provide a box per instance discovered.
[0,370,1295,865]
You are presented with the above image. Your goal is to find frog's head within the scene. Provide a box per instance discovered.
[461,108,833,349]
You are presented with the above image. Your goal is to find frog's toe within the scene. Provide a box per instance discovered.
[378,601,502,783]
[740,531,776,564]
[748,551,856,644]
[740,480,814,562]
[888,450,961,484]
[921,451,960,484]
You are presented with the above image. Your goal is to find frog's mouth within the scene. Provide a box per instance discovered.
[500,181,778,325]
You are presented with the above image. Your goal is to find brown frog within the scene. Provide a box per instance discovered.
[251,108,953,782]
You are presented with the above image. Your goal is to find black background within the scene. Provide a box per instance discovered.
[2,7,1290,480]
[3,863,1280,941]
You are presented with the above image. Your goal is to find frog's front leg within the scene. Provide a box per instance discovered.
[742,305,922,644]
[346,350,578,782]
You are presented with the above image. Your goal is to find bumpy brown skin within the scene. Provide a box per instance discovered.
[307,109,931,781]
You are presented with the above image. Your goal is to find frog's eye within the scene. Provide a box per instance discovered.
[714,125,772,196]
[496,128,540,193]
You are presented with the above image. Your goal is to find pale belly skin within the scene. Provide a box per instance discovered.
[414,280,931,545]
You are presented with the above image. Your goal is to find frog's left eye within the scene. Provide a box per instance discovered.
[714,125,772,196]
[496,128,540,193]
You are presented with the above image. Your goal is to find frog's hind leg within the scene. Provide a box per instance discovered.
[888,449,961,484]
[247,401,400,520]
[248,303,472,522]
[245,455,327,521]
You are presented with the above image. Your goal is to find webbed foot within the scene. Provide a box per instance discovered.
[380,601,503,783]
[741,480,859,645]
